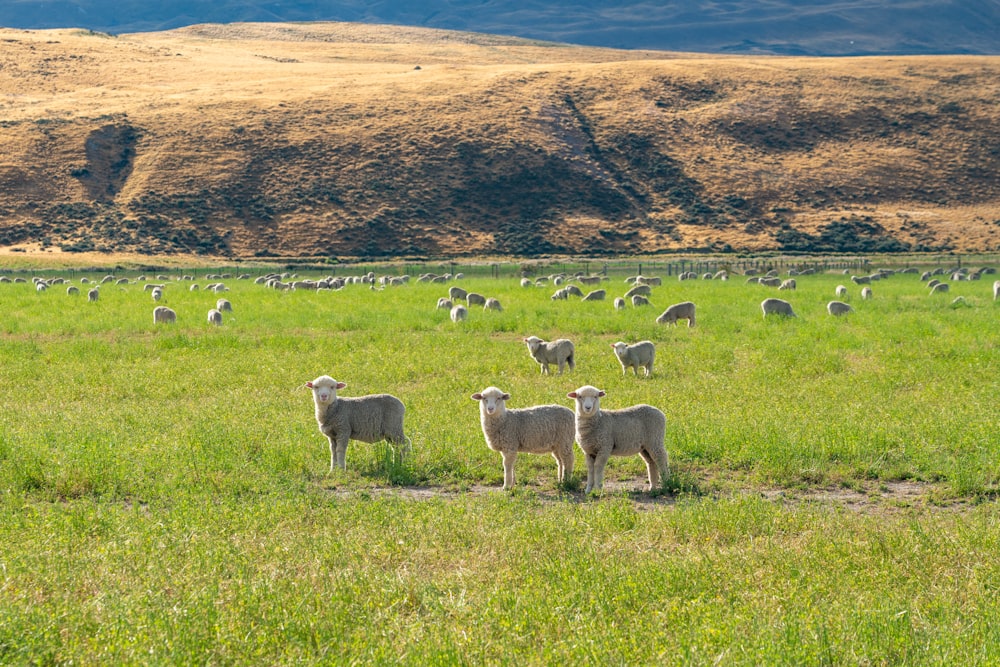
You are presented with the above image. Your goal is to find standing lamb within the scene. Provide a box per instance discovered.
[778,279,796,291]
[450,304,468,322]
[611,341,655,377]
[655,301,696,327]
[483,297,503,312]
[523,336,575,375]
[306,375,411,472]
[437,297,453,310]
[567,385,669,494]
[153,306,176,324]
[861,287,873,300]
[761,298,795,318]
[207,308,223,326]
[217,298,233,312]
[466,293,487,306]
[87,288,99,302]
[471,387,575,490]
[613,297,626,310]
[449,286,469,301]
[835,285,848,298]
[631,295,651,307]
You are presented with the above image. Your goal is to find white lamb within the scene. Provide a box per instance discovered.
[861,287,873,300]
[87,288,99,302]
[466,292,487,306]
[827,301,854,316]
[624,284,651,299]
[217,298,233,312]
[567,385,669,494]
[484,297,503,312]
[581,289,606,301]
[207,308,223,325]
[611,341,655,377]
[613,297,626,310]
[835,285,848,298]
[761,298,795,318]
[153,306,176,324]
[778,279,796,290]
[655,301,696,327]
[450,304,468,322]
[523,336,575,375]
[306,375,411,472]
[437,297,453,310]
[631,295,651,307]
[471,387,575,490]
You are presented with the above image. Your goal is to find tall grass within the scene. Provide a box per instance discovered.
[1,264,998,662]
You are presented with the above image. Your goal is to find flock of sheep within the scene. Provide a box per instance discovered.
[7,261,998,495]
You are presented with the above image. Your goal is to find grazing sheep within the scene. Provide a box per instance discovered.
[466,292,487,306]
[551,289,569,301]
[520,278,532,288]
[306,375,410,472]
[761,298,795,318]
[189,284,200,291]
[611,341,655,377]
[613,297,626,310]
[930,283,950,294]
[567,385,669,494]
[66,286,79,296]
[471,387,576,490]
[827,301,854,316]
[564,284,584,298]
[778,279,796,291]
[927,279,941,289]
[624,284,652,299]
[631,295,651,307]
[523,336,575,375]
[578,276,602,286]
[835,285,848,298]
[151,288,163,302]
[152,306,176,324]
[87,288,99,302]
[207,308,223,326]
[655,301,696,327]
[951,296,968,308]
[635,276,662,287]
[851,275,872,285]
[437,297,453,310]
[483,297,503,312]
[449,286,469,301]
[217,298,232,312]
[994,280,1000,301]
[581,289,606,302]
[450,304,468,322]
[759,277,782,287]
[861,287,873,300]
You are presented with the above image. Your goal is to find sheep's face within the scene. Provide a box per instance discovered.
[472,387,510,417]
[523,336,543,353]
[307,376,346,405]
[568,386,605,417]
[611,342,628,358]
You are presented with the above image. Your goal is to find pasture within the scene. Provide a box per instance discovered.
[1,261,999,664]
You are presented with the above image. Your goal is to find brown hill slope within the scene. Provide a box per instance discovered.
[0,22,998,258]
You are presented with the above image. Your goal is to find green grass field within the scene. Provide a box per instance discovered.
[1,261,999,664]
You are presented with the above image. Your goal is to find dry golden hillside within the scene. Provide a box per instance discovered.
[0,22,998,258]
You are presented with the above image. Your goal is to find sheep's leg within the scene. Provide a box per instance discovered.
[551,451,564,483]
[591,450,611,493]
[501,451,517,490]
[327,436,338,473]
[585,453,597,493]
[334,436,350,470]
[639,449,659,490]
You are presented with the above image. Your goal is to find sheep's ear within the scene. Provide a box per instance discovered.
[598,391,606,397]
[567,392,578,399]
[305,382,314,389]
[336,382,347,390]
[471,393,483,401]
[502,393,511,401]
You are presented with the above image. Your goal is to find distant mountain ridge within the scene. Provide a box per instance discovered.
[2,0,999,55]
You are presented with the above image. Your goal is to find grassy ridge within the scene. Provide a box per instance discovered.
[1,264,999,662]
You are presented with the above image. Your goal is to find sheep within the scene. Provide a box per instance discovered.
[523,336,575,375]
[655,301,696,327]
[851,275,872,285]
[759,277,782,287]
[87,288,99,302]
[778,279,796,291]
[635,276,662,287]
[151,288,163,302]
[563,284,584,298]
[927,279,941,289]
[578,276,602,286]
[994,280,1000,301]
[567,385,669,494]
[217,298,233,312]
[306,375,410,472]
[827,301,854,316]
[861,286,873,300]
[66,286,79,296]
[930,283,950,294]
[207,308,223,325]
[761,298,795,318]
[581,289,606,302]
[466,292,486,306]
[551,289,569,301]
[471,387,575,490]
[835,285,848,298]
[450,304,468,322]
[483,297,503,312]
[611,341,655,377]
[624,284,652,299]
[449,286,468,301]
[152,306,176,324]
[613,297,626,310]
[520,278,532,288]
[631,295,651,307]
[437,297,453,310]
[189,284,200,291]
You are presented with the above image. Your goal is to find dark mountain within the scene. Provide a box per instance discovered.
[1,0,998,55]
